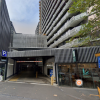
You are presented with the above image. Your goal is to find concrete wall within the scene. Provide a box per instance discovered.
[7,58,14,78]
[44,57,55,77]
[13,34,47,48]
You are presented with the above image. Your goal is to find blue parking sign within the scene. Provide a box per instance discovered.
[98,57,100,68]
[2,50,7,57]
[50,69,53,77]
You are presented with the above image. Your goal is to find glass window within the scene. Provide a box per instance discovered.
[58,63,99,88]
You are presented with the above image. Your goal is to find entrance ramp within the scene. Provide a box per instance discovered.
[8,70,51,84]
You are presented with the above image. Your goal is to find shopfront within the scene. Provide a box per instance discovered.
[0,62,6,81]
[7,46,100,87]
[58,63,100,88]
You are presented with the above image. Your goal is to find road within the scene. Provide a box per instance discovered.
[0,82,99,100]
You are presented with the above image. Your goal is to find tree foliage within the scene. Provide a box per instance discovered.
[68,0,100,46]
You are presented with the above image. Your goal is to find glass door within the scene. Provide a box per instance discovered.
[92,68,100,88]
[58,65,71,86]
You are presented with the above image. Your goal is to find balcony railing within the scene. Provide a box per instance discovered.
[58,39,79,48]
[59,36,91,48]
[44,0,72,35]
[47,12,86,39]
[48,25,82,47]
[43,0,60,32]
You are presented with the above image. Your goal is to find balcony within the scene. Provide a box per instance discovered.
[59,39,79,48]
[69,12,88,27]
[43,0,72,35]
[47,32,60,45]
[44,2,87,39]
[48,25,82,47]
[58,12,87,36]
[46,11,77,37]
[59,36,91,48]
[44,0,60,32]
[62,0,73,12]
[44,0,62,32]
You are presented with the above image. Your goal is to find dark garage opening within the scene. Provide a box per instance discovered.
[8,57,51,84]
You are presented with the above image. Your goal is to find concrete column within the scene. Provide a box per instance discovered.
[56,64,59,85]
[53,62,55,77]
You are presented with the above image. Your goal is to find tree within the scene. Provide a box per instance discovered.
[68,0,100,46]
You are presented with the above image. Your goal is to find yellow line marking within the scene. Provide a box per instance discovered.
[90,94,99,97]
[90,87,100,98]
[9,75,20,81]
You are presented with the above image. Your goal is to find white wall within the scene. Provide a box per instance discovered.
[44,57,55,76]
[7,58,14,78]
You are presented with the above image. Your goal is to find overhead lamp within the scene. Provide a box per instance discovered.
[8,63,14,65]
[16,61,42,63]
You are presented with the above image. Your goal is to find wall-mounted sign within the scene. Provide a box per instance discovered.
[98,57,100,68]
[2,50,7,57]
[76,79,83,87]
[83,68,89,75]
[50,69,53,77]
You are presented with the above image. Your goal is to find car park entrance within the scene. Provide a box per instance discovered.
[7,57,54,84]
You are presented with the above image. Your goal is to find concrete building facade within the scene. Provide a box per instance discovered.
[0,0,12,57]
[0,0,100,89]
[7,46,100,88]
[35,22,40,35]
[12,34,47,48]
[38,0,88,48]
[0,0,15,81]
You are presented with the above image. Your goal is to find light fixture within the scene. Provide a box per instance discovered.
[16,61,42,63]
[8,63,14,65]
[47,65,52,66]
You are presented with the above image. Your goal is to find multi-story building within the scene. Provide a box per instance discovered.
[38,0,88,48]
[35,22,39,35]
[0,0,15,80]
[0,0,99,89]
[0,0,12,59]
[10,22,16,50]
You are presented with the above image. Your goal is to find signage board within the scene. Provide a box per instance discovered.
[2,50,7,57]
[98,57,100,68]
[50,69,53,77]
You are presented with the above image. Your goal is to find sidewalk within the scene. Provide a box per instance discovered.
[0,82,100,100]
[58,86,99,100]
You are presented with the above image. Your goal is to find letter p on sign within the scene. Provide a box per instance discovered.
[3,51,6,55]
[2,50,7,57]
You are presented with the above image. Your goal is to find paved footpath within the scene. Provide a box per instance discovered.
[0,82,99,100]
